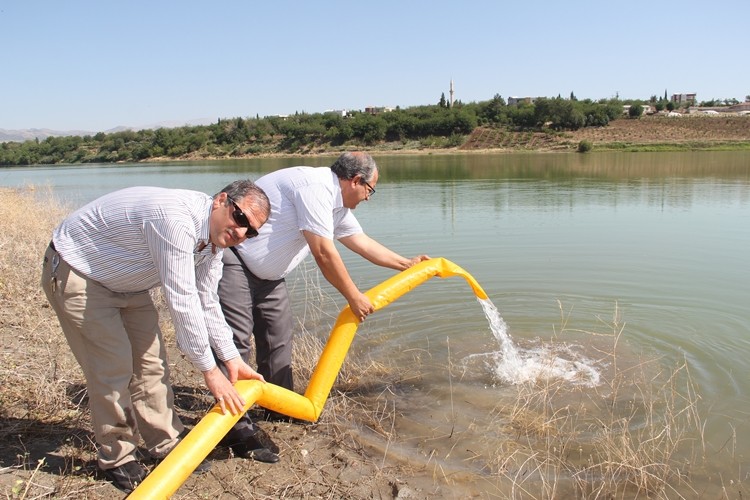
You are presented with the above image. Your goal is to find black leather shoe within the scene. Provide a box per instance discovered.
[249,427,280,453]
[102,460,147,493]
[228,427,280,463]
[230,443,280,463]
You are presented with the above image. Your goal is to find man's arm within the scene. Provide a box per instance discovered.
[338,232,430,270]
[145,221,263,416]
[303,230,374,321]
[194,253,265,414]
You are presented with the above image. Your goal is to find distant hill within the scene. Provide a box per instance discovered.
[0,128,97,143]
[0,118,215,143]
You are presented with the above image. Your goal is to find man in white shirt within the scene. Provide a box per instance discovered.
[217,152,429,457]
[41,180,269,492]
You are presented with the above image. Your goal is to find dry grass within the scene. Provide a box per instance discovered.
[1,186,743,499]
[477,303,705,499]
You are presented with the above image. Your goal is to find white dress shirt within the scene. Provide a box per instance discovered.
[52,186,238,372]
[235,167,362,280]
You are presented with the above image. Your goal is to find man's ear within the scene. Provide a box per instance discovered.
[213,192,227,209]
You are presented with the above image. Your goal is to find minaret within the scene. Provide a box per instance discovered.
[449,79,454,108]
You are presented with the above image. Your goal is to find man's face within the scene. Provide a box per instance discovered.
[209,192,266,247]
[342,169,378,209]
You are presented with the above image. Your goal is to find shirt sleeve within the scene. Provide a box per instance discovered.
[293,184,336,238]
[333,208,363,239]
[142,219,238,372]
[194,250,239,362]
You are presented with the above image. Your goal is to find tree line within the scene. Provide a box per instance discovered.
[1,95,629,166]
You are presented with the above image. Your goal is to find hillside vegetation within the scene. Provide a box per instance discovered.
[2,97,749,166]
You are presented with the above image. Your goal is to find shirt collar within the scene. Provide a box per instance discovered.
[331,169,344,209]
[195,198,213,253]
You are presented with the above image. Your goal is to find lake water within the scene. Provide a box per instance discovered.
[2,151,749,496]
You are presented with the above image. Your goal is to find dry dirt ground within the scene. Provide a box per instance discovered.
[569,114,750,145]
[460,115,750,151]
[0,294,442,500]
[0,187,457,500]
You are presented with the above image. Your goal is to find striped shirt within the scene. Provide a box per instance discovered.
[51,186,238,372]
[235,167,362,279]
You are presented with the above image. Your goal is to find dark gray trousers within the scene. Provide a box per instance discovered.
[216,248,294,440]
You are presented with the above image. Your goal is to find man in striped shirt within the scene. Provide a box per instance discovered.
[41,180,269,492]
[217,152,429,459]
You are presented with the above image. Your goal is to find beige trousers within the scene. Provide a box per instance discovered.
[42,245,183,469]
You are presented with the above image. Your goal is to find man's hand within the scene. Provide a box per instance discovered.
[225,357,266,384]
[407,255,431,268]
[348,291,375,322]
[202,359,265,416]
[202,366,245,416]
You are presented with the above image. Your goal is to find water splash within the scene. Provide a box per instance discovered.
[475,298,601,387]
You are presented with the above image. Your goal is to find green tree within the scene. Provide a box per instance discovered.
[383,111,419,141]
[628,103,644,118]
[350,113,386,144]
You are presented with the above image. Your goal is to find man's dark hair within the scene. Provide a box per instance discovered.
[330,152,377,183]
[216,180,270,220]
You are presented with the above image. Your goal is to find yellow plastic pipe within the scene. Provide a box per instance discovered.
[129,258,487,499]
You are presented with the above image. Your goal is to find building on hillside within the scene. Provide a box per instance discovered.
[364,106,395,115]
[671,93,697,105]
[508,96,538,106]
[324,109,348,117]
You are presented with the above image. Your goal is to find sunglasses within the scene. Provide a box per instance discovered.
[226,196,259,238]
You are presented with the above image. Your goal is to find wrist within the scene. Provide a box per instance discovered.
[202,365,218,375]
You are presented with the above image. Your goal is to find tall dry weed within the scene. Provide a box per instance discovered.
[0,187,82,427]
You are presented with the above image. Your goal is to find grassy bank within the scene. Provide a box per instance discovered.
[0,187,745,499]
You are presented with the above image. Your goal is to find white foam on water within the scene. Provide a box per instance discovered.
[474,298,601,387]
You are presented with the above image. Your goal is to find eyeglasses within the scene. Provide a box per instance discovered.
[362,179,376,197]
[226,196,259,238]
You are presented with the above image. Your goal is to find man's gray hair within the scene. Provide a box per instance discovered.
[330,152,378,183]
[216,180,270,220]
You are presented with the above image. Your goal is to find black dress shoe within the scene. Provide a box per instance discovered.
[228,427,280,463]
[250,427,280,453]
[102,460,147,493]
[230,443,280,463]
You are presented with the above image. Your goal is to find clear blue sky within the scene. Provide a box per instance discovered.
[2,0,748,132]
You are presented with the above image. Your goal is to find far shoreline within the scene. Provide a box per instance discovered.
[138,141,750,165]
[3,115,750,168]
